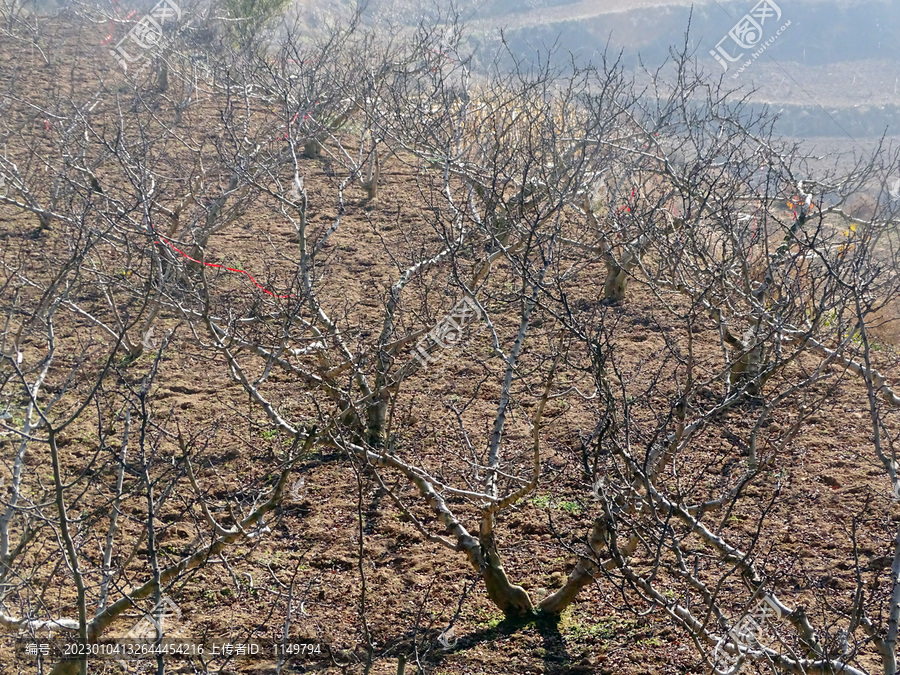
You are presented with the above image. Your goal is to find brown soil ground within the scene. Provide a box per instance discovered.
[2,14,900,675]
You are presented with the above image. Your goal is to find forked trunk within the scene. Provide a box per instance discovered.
[481,538,533,617]
[539,515,608,614]
[478,513,533,617]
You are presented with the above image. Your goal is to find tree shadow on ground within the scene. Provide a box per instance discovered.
[426,611,575,674]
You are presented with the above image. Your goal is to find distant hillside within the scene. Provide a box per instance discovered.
[295,0,900,137]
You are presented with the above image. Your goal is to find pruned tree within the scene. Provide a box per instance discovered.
[3,4,900,675]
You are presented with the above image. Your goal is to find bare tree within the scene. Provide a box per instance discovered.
[3,5,900,675]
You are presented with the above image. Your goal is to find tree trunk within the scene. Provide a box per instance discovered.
[361,147,379,200]
[602,264,627,304]
[482,539,533,617]
[539,516,607,614]
[729,324,768,398]
[478,515,532,617]
[366,389,389,448]
[156,60,168,93]
[304,139,323,159]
